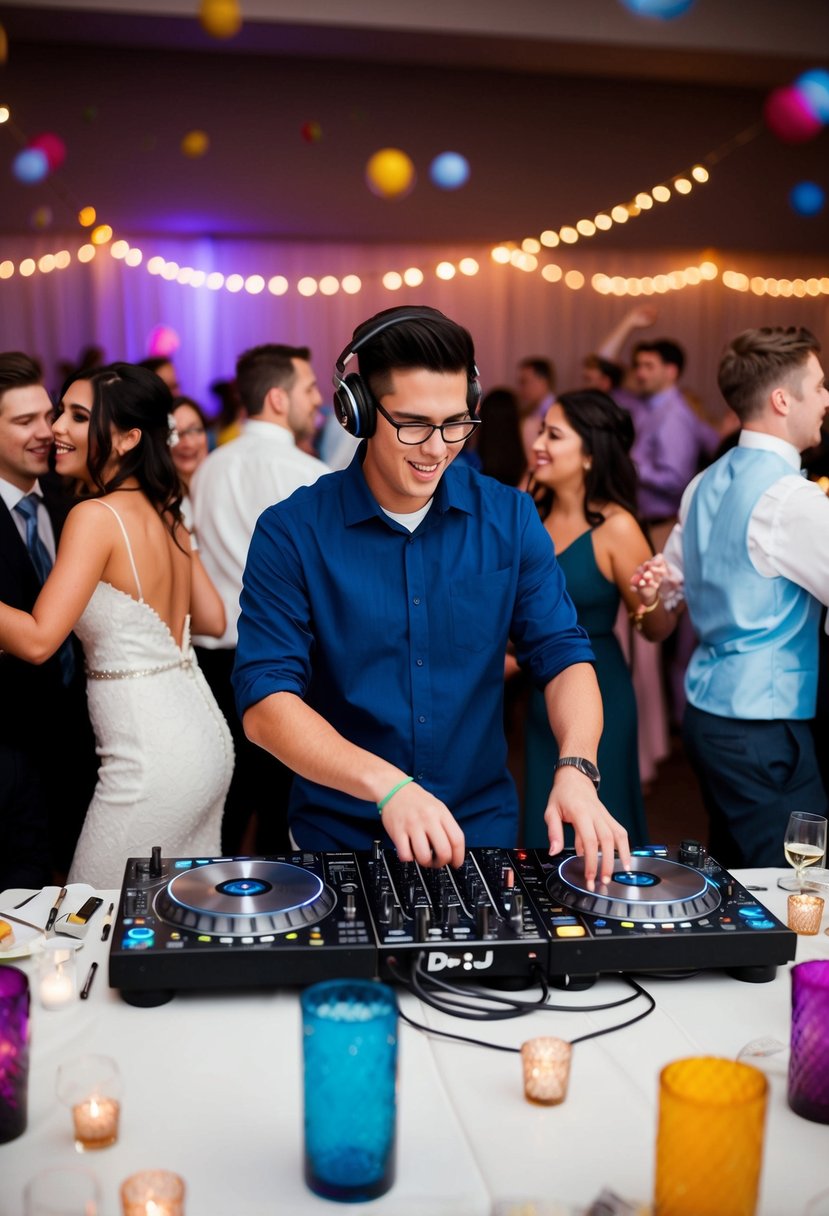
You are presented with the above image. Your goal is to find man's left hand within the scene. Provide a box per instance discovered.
[544,768,632,890]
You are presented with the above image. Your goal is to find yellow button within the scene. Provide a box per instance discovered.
[285,932,298,940]
[170,932,181,940]
[197,935,211,942]
[621,921,635,929]
[555,925,586,938]
[309,938,325,946]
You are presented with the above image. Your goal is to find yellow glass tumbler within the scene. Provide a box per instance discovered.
[654,1056,768,1216]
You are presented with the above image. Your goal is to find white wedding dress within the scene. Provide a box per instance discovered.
[67,502,233,889]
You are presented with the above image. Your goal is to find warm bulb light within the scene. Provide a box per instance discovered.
[542,264,563,283]
[91,224,112,245]
[521,237,541,254]
[19,259,36,277]
[699,261,718,280]
[78,206,96,227]
[382,271,403,290]
[176,267,193,285]
[77,245,96,263]
[244,274,265,294]
[635,192,653,209]
[206,272,224,290]
[188,267,203,285]
[691,164,709,182]
[539,230,560,247]
[225,274,244,293]
[297,276,318,295]
[458,258,478,276]
[564,270,584,290]
[610,205,629,224]
[268,275,288,295]
[0,261,14,279]
[55,250,71,269]
[404,266,424,285]
[160,262,179,281]
[37,254,55,273]
[319,275,339,295]
[0,106,9,124]
[110,240,129,259]
[491,245,512,264]
[341,274,362,294]
[436,261,456,280]
[674,178,692,195]
[576,219,596,237]
[559,226,579,244]
[652,185,671,202]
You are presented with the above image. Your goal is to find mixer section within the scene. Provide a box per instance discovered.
[357,845,550,982]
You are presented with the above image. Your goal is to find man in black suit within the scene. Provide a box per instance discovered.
[0,352,97,888]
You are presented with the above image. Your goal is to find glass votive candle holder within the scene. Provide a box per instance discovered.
[120,1169,185,1216]
[520,1037,572,1105]
[37,940,77,1010]
[654,1056,768,1216]
[23,1164,101,1215]
[56,1055,122,1151]
[788,893,825,935]
[788,960,829,1124]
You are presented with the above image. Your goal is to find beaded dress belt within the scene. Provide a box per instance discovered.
[86,656,193,680]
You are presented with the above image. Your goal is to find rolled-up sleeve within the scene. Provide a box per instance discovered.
[232,507,313,716]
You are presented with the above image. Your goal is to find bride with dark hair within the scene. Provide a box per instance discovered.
[0,363,233,887]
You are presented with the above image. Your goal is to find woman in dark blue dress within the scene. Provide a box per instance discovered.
[522,390,677,848]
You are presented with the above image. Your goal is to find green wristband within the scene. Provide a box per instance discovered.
[377,776,414,814]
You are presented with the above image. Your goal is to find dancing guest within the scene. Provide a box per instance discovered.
[170,395,209,531]
[0,364,233,888]
[522,390,677,847]
[633,327,829,867]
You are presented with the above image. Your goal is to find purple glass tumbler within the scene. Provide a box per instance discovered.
[788,960,829,1123]
[0,965,30,1143]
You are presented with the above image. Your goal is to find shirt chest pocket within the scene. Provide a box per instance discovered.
[450,567,513,653]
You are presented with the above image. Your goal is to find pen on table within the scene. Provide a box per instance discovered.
[45,886,68,932]
[101,902,115,942]
[80,961,98,1000]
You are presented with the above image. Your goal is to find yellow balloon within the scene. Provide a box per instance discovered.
[366,148,416,199]
[181,129,210,159]
[199,0,242,40]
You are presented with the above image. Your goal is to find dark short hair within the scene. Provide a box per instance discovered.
[633,339,686,376]
[583,353,623,391]
[235,344,311,416]
[60,363,181,525]
[0,351,42,411]
[137,356,174,375]
[717,327,821,422]
[477,387,526,486]
[518,356,556,391]
[533,389,641,531]
[353,306,476,401]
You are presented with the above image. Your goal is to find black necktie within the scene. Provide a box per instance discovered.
[13,493,76,685]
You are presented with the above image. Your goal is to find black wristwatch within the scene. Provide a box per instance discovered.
[555,756,601,792]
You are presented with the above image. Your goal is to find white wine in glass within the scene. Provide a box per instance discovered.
[777,811,828,892]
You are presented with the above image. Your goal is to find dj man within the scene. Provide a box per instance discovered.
[233,306,631,885]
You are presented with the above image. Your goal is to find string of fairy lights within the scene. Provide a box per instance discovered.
[1,128,827,299]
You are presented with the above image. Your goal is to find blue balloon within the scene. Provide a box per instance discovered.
[429,151,470,191]
[13,147,49,184]
[619,0,696,17]
[790,181,826,216]
[795,69,829,124]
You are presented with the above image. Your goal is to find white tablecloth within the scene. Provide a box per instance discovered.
[1,869,827,1216]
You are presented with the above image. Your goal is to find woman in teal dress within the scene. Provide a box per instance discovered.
[521,390,677,848]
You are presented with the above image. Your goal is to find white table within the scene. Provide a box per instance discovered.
[1,870,827,1216]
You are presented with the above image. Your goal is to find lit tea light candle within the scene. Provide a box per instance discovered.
[788,893,825,936]
[39,968,74,1010]
[520,1036,572,1105]
[120,1169,186,1216]
[71,1095,121,1151]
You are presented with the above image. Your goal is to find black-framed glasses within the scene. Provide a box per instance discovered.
[375,399,481,445]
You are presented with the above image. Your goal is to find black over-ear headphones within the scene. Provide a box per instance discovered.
[332,307,481,438]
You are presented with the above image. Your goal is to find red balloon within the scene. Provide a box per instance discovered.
[30,132,67,171]
[764,85,823,143]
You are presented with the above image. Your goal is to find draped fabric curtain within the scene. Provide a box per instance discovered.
[1,234,826,420]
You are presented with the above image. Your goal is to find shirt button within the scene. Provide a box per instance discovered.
[416,658,424,667]
[418,715,426,723]
[413,597,421,605]
[417,771,424,780]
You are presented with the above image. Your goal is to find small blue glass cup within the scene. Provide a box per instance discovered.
[301,978,398,1202]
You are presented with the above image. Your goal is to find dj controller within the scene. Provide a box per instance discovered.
[108,843,796,1006]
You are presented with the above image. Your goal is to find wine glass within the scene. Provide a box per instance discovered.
[777,812,828,892]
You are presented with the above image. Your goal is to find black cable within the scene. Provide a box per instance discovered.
[569,976,656,1046]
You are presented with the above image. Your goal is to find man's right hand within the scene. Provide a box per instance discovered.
[380,783,466,868]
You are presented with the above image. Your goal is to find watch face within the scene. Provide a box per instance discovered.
[557,757,600,789]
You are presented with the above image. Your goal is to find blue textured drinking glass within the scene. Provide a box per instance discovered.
[301,978,398,1202]
[0,965,30,1144]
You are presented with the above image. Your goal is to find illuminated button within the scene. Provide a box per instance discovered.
[241,936,254,944]
[680,922,693,929]
[721,917,732,923]
[196,859,211,865]
[285,932,298,940]
[219,936,234,944]
[197,934,211,942]
[170,932,181,940]
[721,923,737,930]
[134,917,146,924]
[555,925,586,938]
[594,918,607,927]
[738,907,764,919]
[260,935,275,943]
[309,938,325,946]
[127,927,154,942]
[551,916,579,926]
[174,860,192,869]
[749,919,775,930]
[621,921,635,929]
[661,923,675,931]
[643,923,657,930]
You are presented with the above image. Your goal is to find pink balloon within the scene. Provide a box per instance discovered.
[763,85,823,143]
[147,325,180,358]
[29,132,67,171]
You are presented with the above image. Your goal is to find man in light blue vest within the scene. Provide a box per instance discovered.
[633,326,829,866]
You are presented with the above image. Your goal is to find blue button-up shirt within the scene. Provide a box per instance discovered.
[233,447,593,850]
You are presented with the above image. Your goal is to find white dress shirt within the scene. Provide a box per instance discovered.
[0,475,58,561]
[191,420,330,649]
[662,430,829,630]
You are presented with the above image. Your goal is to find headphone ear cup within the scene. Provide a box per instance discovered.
[334,372,377,438]
[467,376,482,416]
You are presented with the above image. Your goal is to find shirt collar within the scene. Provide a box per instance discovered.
[243,418,296,446]
[0,476,42,513]
[738,429,802,471]
[646,385,682,410]
[341,443,477,528]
